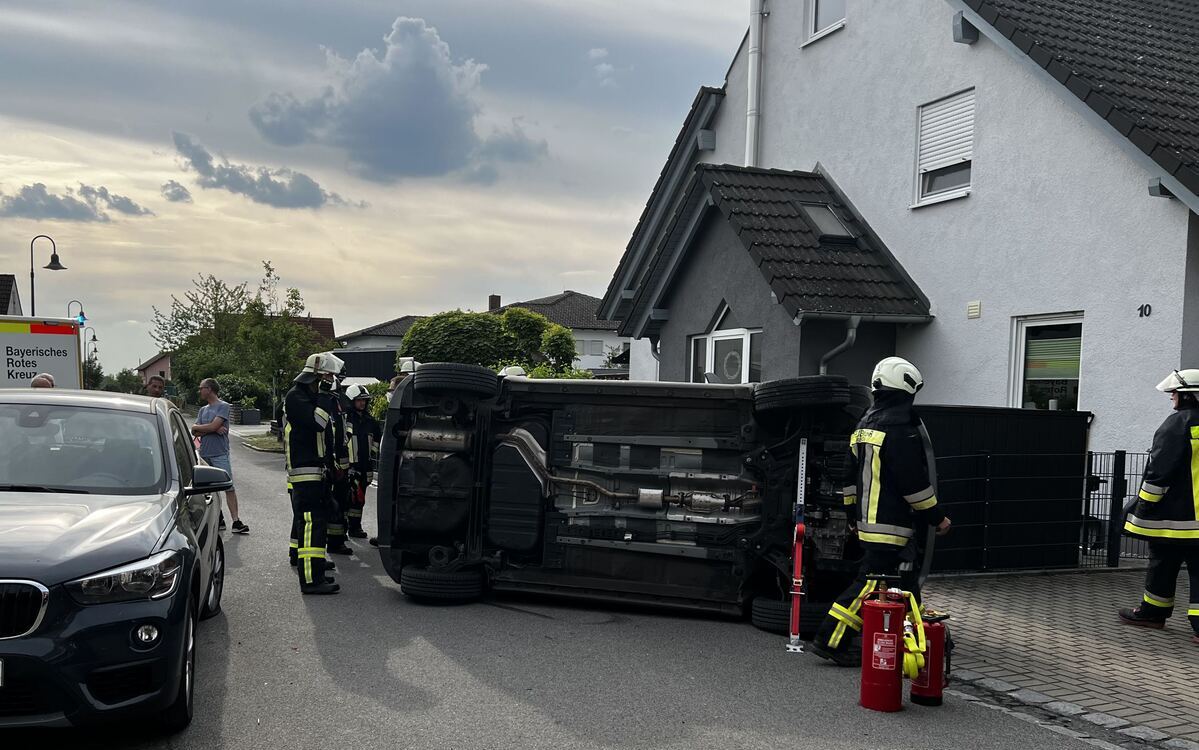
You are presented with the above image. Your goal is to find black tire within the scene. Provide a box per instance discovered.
[413,363,499,399]
[200,538,224,621]
[754,376,851,413]
[750,596,830,639]
[160,595,196,733]
[400,565,485,603]
[845,385,873,420]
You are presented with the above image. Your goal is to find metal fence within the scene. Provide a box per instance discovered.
[1081,450,1151,567]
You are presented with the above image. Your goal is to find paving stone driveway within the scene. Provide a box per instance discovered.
[930,569,1199,743]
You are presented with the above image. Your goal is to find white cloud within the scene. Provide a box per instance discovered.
[587,47,609,60]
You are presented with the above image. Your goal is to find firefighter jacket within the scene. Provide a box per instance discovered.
[1124,405,1199,543]
[284,384,330,485]
[346,408,381,474]
[842,393,946,548]
[317,390,351,472]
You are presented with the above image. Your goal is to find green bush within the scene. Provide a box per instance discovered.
[212,373,270,410]
[399,310,505,367]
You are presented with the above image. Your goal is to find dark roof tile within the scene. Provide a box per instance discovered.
[496,291,620,331]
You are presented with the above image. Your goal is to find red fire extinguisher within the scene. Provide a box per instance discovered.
[859,588,907,712]
[911,618,951,706]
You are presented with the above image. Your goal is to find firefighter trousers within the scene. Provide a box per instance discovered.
[347,472,368,533]
[816,545,921,652]
[1139,542,1199,634]
[291,481,330,588]
[326,473,352,549]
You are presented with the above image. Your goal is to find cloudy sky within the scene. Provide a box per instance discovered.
[0,1,745,373]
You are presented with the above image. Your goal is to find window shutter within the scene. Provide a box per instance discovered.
[1024,336,1081,380]
[918,89,975,174]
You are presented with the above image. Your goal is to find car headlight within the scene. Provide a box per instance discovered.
[66,550,183,605]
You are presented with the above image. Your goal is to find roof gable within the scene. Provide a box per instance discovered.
[338,314,425,341]
[625,164,931,338]
[497,291,620,331]
[962,0,1199,204]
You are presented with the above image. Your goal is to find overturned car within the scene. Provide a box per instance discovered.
[377,363,869,633]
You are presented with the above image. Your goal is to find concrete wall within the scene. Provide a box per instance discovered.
[695,0,1193,450]
[340,335,403,351]
[573,330,629,371]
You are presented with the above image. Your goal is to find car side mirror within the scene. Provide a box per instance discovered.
[185,465,233,495]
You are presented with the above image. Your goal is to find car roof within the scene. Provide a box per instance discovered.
[0,388,169,415]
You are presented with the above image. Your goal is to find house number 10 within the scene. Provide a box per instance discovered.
[1138,303,1153,318]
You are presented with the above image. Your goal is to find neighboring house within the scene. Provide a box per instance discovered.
[491,291,629,373]
[336,315,425,351]
[290,314,336,346]
[600,0,1199,452]
[0,275,23,315]
[136,351,172,385]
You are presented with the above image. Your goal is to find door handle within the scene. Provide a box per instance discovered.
[204,493,213,505]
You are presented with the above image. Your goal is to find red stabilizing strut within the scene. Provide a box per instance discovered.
[788,520,805,644]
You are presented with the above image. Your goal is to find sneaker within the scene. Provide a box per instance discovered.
[808,641,861,668]
[219,513,227,531]
[348,528,368,539]
[231,520,250,535]
[1118,607,1166,629]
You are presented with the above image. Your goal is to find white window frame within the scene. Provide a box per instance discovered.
[912,88,975,209]
[1008,312,1085,410]
[802,0,847,47]
[690,328,763,384]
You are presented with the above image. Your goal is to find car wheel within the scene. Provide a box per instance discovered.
[844,385,873,420]
[754,376,851,413]
[750,596,829,639]
[200,538,225,620]
[399,565,485,604]
[160,595,196,733]
[412,363,499,399]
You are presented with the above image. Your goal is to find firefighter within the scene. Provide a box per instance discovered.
[285,353,341,595]
[1118,368,1199,639]
[319,357,355,556]
[344,384,382,538]
[810,357,952,667]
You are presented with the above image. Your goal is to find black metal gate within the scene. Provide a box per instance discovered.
[919,405,1092,573]
[1081,450,1151,567]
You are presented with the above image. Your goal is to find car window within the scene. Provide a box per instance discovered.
[170,413,195,487]
[0,404,165,495]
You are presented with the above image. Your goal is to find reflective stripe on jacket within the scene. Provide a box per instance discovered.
[1125,407,1199,542]
[844,399,945,548]
[284,384,329,481]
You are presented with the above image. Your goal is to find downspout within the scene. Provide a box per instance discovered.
[818,316,861,375]
[745,0,765,167]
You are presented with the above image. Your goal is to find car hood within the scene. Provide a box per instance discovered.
[0,492,175,584]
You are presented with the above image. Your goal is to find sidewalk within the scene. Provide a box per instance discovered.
[932,568,1199,743]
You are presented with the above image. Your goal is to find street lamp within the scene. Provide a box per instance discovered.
[30,235,67,316]
[83,326,98,346]
[67,299,87,325]
[87,342,99,361]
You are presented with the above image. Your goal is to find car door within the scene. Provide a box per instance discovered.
[169,411,213,590]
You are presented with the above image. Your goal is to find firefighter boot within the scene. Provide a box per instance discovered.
[808,640,861,668]
[1118,607,1167,629]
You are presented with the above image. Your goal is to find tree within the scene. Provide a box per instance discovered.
[151,274,250,351]
[398,307,587,378]
[103,368,145,394]
[83,356,104,390]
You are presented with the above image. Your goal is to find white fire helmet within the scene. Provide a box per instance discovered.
[499,365,526,377]
[870,356,924,395]
[294,352,345,384]
[398,358,419,374]
[345,384,370,401]
[1156,368,1199,393]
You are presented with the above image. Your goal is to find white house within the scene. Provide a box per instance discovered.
[600,0,1199,452]
[492,291,629,373]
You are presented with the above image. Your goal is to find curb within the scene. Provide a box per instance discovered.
[953,670,1185,748]
[241,441,284,454]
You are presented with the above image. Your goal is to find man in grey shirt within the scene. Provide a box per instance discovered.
[191,377,249,534]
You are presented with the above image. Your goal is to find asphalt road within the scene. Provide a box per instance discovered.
[23,438,1106,749]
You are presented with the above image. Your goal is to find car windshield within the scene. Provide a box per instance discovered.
[0,404,165,495]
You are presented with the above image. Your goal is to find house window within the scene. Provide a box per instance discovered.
[798,203,854,242]
[1010,314,1083,411]
[915,88,975,206]
[575,339,604,357]
[690,330,763,384]
[805,0,846,44]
